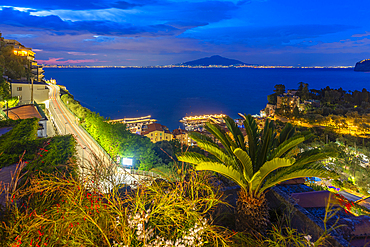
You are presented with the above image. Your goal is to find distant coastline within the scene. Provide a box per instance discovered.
[42,65,354,69]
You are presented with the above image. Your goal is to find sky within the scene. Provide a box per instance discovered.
[0,0,370,66]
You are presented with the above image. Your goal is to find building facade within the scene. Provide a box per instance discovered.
[141,123,173,143]
[3,39,45,82]
[11,80,49,105]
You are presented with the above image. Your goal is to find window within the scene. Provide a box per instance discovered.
[17,87,22,91]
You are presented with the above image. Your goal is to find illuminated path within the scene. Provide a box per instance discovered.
[47,84,146,190]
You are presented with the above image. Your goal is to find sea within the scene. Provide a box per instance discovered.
[44,68,370,131]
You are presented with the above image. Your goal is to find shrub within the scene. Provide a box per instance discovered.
[0,163,231,246]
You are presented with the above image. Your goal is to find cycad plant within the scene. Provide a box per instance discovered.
[177,114,337,234]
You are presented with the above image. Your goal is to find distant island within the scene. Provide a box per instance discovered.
[181,55,250,66]
[354,59,370,72]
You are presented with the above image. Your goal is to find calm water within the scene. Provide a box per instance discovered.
[44,68,370,130]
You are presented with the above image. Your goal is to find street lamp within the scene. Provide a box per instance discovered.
[65,122,68,135]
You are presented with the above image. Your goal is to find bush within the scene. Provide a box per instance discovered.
[0,165,231,246]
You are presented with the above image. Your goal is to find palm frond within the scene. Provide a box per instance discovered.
[270,136,305,159]
[233,148,253,182]
[278,122,295,144]
[188,158,247,191]
[224,116,246,150]
[240,114,259,170]
[253,157,295,194]
[188,131,215,144]
[204,123,234,156]
[259,168,338,195]
[293,151,335,168]
[257,126,273,169]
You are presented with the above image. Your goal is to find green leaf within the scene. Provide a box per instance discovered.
[259,169,338,195]
[270,136,305,159]
[233,148,253,182]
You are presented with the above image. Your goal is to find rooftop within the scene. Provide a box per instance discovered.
[3,104,44,120]
[141,123,171,135]
[10,80,48,85]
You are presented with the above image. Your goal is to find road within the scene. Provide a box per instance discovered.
[48,84,107,165]
[47,84,143,190]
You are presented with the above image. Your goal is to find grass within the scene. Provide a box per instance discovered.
[0,153,345,246]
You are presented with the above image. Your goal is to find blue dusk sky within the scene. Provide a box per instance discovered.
[0,0,369,66]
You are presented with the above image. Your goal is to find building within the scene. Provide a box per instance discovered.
[172,128,196,146]
[141,123,173,143]
[276,93,300,113]
[261,103,277,117]
[10,80,49,106]
[3,39,45,82]
[108,115,157,134]
[180,114,226,131]
[3,104,48,137]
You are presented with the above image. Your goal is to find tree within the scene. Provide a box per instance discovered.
[301,83,310,101]
[177,115,336,234]
[0,41,27,80]
[267,94,277,104]
[293,106,300,118]
[273,84,285,95]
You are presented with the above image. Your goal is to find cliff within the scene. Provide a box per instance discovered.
[354,59,370,71]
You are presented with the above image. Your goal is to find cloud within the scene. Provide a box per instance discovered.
[67,51,98,55]
[36,57,102,65]
[110,1,145,9]
[0,7,206,37]
[181,24,356,48]
[352,31,370,38]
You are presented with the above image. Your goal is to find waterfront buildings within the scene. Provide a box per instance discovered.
[172,128,196,146]
[108,115,157,134]
[180,114,226,131]
[141,123,173,143]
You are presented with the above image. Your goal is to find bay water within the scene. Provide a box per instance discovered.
[44,68,370,131]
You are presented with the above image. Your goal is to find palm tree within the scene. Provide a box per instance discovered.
[177,114,337,233]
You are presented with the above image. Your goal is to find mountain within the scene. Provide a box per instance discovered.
[354,59,370,71]
[182,55,248,66]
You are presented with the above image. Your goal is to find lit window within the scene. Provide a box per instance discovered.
[17,87,22,91]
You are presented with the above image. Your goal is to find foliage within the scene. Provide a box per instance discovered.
[0,161,231,247]
[177,115,337,233]
[0,118,76,177]
[61,93,159,170]
[178,115,336,197]
[24,135,77,177]
[0,35,28,81]
[0,118,18,128]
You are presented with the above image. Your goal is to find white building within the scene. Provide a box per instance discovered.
[10,80,49,106]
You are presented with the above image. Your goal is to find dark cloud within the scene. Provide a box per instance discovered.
[174,1,238,23]
[0,8,185,37]
[110,1,144,9]
[3,1,109,10]
[181,24,356,47]
[2,0,153,10]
